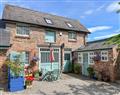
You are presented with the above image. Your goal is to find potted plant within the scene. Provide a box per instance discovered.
[5,54,24,92]
[87,67,95,78]
[25,72,34,88]
[74,63,81,74]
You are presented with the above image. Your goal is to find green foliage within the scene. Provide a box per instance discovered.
[105,34,120,48]
[87,67,95,77]
[5,55,23,77]
[34,70,40,78]
[68,62,72,72]
[74,63,81,74]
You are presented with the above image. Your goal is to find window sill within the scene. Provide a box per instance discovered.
[101,60,108,62]
[45,42,56,44]
[15,35,30,39]
[68,39,77,42]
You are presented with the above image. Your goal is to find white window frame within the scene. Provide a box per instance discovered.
[68,31,77,40]
[39,47,61,70]
[16,23,30,37]
[44,18,53,24]
[78,52,83,64]
[66,22,73,28]
[45,31,56,43]
[89,52,95,64]
[101,51,108,62]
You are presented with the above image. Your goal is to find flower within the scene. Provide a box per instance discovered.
[93,54,101,61]
[32,56,39,62]
[25,76,34,81]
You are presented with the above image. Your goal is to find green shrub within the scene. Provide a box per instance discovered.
[74,63,81,74]
[87,67,95,77]
[34,70,40,78]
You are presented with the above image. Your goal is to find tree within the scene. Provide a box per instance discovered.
[106,2,120,48]
[117,2,120,13]
[106,34,120,48]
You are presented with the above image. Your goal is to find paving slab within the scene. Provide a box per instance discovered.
[2,73,120,95]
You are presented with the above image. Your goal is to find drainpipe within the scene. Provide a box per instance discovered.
[61,43,65,72]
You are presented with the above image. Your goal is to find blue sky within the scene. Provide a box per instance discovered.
[0,0,120,41]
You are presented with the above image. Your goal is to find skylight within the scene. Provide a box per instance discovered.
[66,22,73,28]
[44,18,53,24]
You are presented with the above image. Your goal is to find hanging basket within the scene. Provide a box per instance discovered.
[93,55,101,62]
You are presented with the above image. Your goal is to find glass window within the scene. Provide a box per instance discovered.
[44,18,53,24]
[16,23,30,36]
[25,52,29,64]
[101,51,108,61]
[68,31,77,40]
[78,52,82,63]
[66,22,73,28]
[40,48,59,63]
[45,31,56,43]
[89,52,95,64]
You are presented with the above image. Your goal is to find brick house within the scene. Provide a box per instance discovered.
[74,38,120,82]
[0,4,90,83]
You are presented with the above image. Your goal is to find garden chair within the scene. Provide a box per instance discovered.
[41,69,54,81]
[52,69,60,81]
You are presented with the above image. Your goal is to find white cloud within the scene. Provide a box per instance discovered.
[80,4,105,19]
[84,10,93,15]
[88,26,112,33]
[94,33,120,40]
[96,4,106,11]
[80,15,85,19]
[106,1,120,12]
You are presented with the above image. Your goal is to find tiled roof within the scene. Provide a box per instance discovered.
[2,4,90,33]
[76,38,116,51]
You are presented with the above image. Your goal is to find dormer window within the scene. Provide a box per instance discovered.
[44,18,53,24]
[66,22,73,28]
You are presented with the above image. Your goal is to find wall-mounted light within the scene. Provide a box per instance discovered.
[59,32,62,36]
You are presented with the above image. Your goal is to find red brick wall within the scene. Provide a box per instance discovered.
[93,49,118,82]
[6,23,86,51]
[3,22,86,64]
[0,50,8,89]
[0,23,87,69]
[0,21,87,89]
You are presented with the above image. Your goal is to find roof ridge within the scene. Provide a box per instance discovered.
[4,4,78,21]
[87,38,109,44]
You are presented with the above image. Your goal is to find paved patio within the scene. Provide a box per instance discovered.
[2,73,120,95]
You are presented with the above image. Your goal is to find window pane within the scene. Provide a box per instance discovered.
[44,18,53,24]
[41,48,59,63]
[68,32,76,40]
[17,24,30,36]
[25,52,29,64]
[66,22,73,28]
[54,52,59,62]
[101,51,108,61]
[45,31,55,42]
